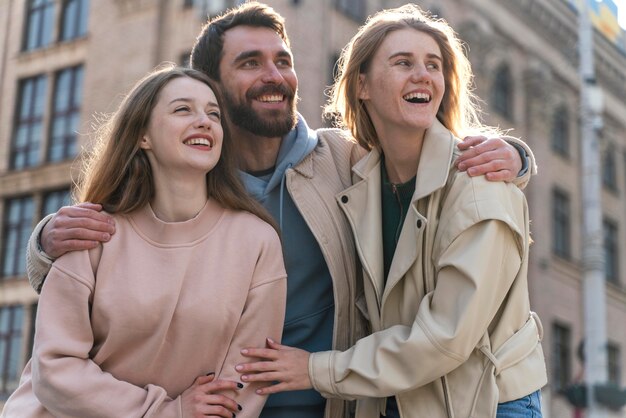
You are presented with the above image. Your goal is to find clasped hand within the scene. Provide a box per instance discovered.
[236,338,312,395]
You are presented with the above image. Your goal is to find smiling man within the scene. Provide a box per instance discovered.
[25,3,536,418]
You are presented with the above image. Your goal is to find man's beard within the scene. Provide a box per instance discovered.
[224,84,298,138]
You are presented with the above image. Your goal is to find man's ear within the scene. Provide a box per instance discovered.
[358,73,369,100]
[139,135,151,150]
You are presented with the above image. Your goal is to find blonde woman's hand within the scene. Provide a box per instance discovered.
[236,338,312,395]
[180,373,242,418]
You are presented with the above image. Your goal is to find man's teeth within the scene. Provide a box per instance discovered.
[258,94,284,102]
[403,92,431,103]
[184,138,211,147]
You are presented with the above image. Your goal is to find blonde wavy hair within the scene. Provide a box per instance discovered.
[326,4,491,150]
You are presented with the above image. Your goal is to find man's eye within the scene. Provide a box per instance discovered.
[242,60,259,68]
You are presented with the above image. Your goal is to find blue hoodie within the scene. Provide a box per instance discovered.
[241,115,335,418]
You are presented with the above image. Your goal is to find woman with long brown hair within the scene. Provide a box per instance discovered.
[3,65,286,418]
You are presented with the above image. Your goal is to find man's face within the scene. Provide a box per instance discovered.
[218,25,298,138]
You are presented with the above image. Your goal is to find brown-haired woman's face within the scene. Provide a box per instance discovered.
[140,77,224,176]
[358,28,444,139]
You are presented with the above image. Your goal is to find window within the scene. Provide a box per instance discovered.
[603,218,619,284]
[11,75,47,170]
[42,189,71,217]
[607,343,621,385]
[60,0,89,41]
[0,306,24,395]
[552,323,572,391]
[48,66,83,162]
[552,189,571,259]
[183,0,194,8]
[602,145,618,192]
[491,64,513,119]
[551,106,570,157]
[23,0,55,50]
[335,0,366,22]
[1,197,35,278]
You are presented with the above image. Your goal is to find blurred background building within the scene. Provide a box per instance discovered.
[0,0,625,416]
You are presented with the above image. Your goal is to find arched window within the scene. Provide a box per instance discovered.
[551,105,570,157]
[491,64,513,119]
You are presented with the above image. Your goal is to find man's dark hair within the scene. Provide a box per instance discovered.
[190,2,289,81]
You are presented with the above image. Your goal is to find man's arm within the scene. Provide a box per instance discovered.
[26,203,115,293]
[455,136,537,189]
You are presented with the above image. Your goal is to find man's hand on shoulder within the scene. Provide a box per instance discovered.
[455,135,523,182]
[42,202,116,258]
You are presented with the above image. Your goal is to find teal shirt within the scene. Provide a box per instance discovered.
[380,158,417,282]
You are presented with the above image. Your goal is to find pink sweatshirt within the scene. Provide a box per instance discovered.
[3,199,286,417]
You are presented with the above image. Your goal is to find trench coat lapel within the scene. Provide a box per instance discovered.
[337,150,385,308]
[383,120,457,300]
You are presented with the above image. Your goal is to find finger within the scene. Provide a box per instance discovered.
[200,379,243,392]
[198,403,236,418]
[204,394,241,413]
[241,371,283,383]
[194,373,216,386]
[457,136,487,149]
[464,159,508,177]
[49,239,101,253]
[255,381,292,396]
[236,360,277,374]
[60,209,116,230]
[240,347,279,360]
[265,338,286,350]
[74,202,104,211]
[485,170,516,182]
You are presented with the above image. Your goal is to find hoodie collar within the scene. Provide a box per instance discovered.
[240,113,318,201]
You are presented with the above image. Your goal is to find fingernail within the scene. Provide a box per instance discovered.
[206,372,215,376]
[468,168,476,176]
[238,404,242,411]
[458,163,466,171]
[241,349,248,354]
[235,365,243,371]
[266,337,274,344]
[256,389,263,394]
[241,375,248,381]
[103,233,111,241]
[237,382,244,389]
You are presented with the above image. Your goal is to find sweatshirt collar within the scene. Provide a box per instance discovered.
[128,199,225,246]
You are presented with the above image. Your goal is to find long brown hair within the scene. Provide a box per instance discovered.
[326,4,491,150]
[79,64,278,232]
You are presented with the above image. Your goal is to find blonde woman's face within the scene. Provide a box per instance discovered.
[140,77,224,176]
[358,28,445,139]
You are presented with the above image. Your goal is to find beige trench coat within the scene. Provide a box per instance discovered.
[309,120,547,418]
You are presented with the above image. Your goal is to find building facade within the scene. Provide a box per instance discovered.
[0,0,624,416]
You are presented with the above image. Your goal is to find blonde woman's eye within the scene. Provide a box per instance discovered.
[174,106,190,112]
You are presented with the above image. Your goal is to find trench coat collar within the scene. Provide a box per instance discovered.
[351,119,456,200]
[346,119,457,306]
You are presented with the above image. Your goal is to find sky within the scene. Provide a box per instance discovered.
[617,0,626,28]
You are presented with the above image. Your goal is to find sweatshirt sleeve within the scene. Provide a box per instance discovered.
[31,251,182,417]
[309,220,521,399]
[26,214,55,294]
[504,136,537,190]
[217,229,287,418]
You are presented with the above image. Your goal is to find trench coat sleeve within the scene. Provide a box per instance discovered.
[309,220,522,400]
[31,251,183,417]
[26,214,55,293]
[504,136,537,190]
[216,233,287,418]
